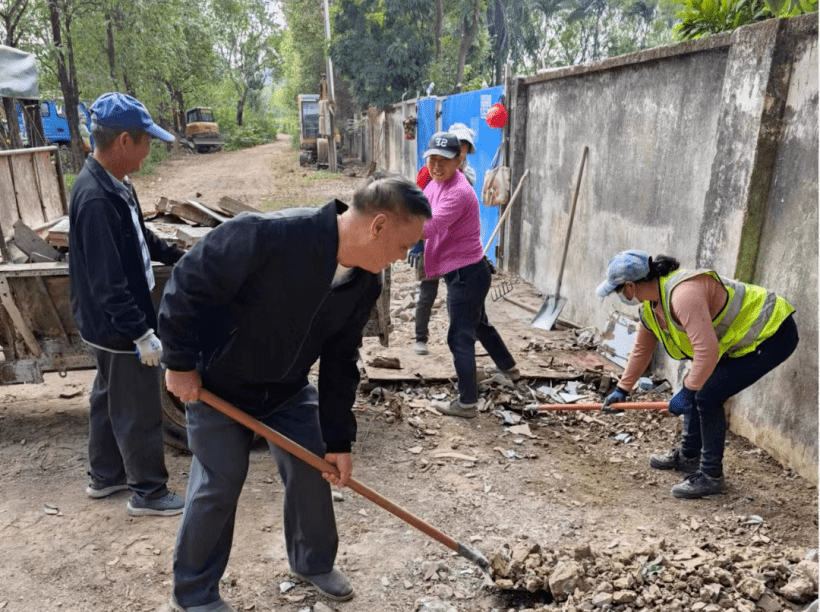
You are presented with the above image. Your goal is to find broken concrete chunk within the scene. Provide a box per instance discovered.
[548,560,586,602]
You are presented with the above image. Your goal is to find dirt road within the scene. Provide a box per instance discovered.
[0,139,816,612]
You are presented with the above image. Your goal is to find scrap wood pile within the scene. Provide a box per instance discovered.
[2,195,258,263]
[486,534,817,612]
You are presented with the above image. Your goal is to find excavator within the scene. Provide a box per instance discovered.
[181,106,223,153]
[297,76,339,166]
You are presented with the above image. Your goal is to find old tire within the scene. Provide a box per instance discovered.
[161,379,189,452]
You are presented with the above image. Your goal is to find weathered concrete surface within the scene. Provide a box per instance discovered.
[728,18,818,483]
[504,15,818,482]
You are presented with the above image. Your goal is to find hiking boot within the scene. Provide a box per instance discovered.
[170,597,237,612]
[437,399,478,419]
[484,365,521,381]
[86,480,129,499]
[292,567,354,601]
[126,491,184,517]
[414,341,428,355]
[649,448,700,473]
[671,471,725,499]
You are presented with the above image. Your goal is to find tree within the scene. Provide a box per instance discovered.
[331,0,435,108]
[210,0,283,126]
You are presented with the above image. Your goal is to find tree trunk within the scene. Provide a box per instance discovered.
[105,11,118,88]
[454,0,481,93]
[434,0,443,60]
[2,98,23,149]
[236,90,247,127]
[47,0,83,173]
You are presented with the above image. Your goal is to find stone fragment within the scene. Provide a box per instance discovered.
[737,577,765,600]
[313,603,333,612]
[612,590,637,604]
[548,561,586,602]
[781,561,819,603]
[591,591,612,608]
[757,592,783,612]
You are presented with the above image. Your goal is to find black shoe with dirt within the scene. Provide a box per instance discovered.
[292,567,354,601]
[649,448,700,472]
[671,471,725,499]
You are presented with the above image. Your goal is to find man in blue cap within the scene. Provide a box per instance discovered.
[69,92,185,516]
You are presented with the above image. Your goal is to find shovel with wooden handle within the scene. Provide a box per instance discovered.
[536,401,668,412]
[531,146,589,331]
[197,389,494,584]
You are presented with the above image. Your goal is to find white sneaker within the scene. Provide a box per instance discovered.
[414,341,428,355]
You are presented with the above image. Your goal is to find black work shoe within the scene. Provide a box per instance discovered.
[671,471,725,499]
[437,399,478,419]
[649,448,700,472]
[170,597,237,612]
[293,568,354,601]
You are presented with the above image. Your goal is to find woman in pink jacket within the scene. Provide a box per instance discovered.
[421,131,518,418]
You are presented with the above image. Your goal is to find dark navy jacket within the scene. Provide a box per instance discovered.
[69,157,184,351]
[158,200,382,453]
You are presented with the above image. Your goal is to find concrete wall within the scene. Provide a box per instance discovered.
[503,15,818,482]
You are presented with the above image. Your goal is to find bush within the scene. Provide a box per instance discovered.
[676,0,818,39]
[220,112,277,151]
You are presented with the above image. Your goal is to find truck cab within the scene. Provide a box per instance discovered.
[39,100,93,153]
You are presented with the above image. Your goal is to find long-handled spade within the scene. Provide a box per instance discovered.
[198,389,495,585]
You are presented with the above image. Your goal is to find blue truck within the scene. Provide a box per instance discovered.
[13,99,93,152]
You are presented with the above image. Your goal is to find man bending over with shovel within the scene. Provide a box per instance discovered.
[158,177,431,612]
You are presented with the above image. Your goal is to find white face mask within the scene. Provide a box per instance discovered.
[619,294,640,306]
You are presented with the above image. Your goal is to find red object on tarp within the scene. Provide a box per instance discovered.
[486,103,508,128]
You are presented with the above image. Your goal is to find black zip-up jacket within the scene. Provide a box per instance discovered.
[158,200,381,453]
[69,157,184,351]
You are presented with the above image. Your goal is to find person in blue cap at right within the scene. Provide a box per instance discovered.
[69,92,185,517]
[597,250,798,498]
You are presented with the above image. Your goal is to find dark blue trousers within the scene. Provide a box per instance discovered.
[681,315,799,477]
[172,383,337,608]
[443,258,516,404]
[88,347,169,499]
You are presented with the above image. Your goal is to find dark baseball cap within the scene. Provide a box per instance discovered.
[423,131,461,159]
[90,92,175,142]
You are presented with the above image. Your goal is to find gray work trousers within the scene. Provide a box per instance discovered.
[87,346,170,499]
[172,383,338,608]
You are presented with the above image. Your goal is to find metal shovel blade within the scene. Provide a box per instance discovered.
[530,295,566,330]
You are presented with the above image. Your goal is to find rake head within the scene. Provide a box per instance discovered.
[490,281,514,301]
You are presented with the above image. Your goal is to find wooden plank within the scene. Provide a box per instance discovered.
[11,220,62,262]
[0,274,42,358]
[186,199,229,224]
[218,195,258,216]
[0,158,19,240]
[175,225,213,248]
[34,151,64,221]
[10,153,45,227]
[45,216,70,248]
[160,199,220,227]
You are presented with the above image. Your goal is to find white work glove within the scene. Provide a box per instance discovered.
[134,329,163,367]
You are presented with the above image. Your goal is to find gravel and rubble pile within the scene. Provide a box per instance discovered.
[487,537,818,612]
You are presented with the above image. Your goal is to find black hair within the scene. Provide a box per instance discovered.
[645,255,680,280]
[91,123,146,151]
[353,174,432,221]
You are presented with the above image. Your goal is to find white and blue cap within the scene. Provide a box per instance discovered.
[90,92,175,142]
[448,122,475,154]
[423,131,461,159]
[596,250,651,297]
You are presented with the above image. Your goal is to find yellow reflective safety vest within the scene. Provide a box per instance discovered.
[639,269,794,360]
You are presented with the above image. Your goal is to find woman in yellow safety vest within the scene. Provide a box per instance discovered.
[596,250,798,499]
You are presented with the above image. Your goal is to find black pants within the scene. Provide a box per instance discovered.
[681,315,799,477]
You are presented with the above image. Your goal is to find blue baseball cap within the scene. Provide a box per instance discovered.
[423,131,461,159]
[90,92,175,142]
[596,250,651,297]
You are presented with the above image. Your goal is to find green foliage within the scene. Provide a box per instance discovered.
[220,112,277,150]
[675,0,817,39]
[330,0,436,107]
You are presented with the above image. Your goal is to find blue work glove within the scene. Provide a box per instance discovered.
[602,386,628,413]
[407,240,424,271]
[668,385,697,416]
